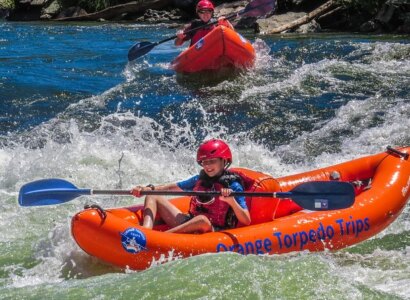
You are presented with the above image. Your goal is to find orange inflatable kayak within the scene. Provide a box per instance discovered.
[171,25,255,73]
[71,146,410,270]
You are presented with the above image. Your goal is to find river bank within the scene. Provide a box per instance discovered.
[1,0,410,34]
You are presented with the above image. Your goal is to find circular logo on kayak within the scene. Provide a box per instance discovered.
[195,38,205,50]
[121,228,147,254]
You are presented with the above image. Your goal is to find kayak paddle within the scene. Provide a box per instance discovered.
[19,178,354,211]
[127,0,276,61]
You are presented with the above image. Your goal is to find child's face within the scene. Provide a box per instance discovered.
[197,9,213,22]
[201,158,224,177]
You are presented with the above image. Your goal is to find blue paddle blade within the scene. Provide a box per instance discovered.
[128,41,157,61]
[18,178,92,206]
[287,181,355,211]
[242,0,276,17]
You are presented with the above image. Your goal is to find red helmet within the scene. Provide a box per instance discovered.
[197,139,232,165]
[196,0,215,12]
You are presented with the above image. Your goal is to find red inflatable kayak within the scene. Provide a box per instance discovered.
[171,25,255,73]
[71,147,410,271]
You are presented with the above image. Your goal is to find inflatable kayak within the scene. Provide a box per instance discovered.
[171,25,255,73]
[71,146,410,270]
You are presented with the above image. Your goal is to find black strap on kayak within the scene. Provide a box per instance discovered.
[387,146,409,160]
[84,204,107,220]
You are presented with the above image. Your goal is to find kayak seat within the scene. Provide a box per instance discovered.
[232,168,303,226]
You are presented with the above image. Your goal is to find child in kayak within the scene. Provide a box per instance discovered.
[175,0,234,47]
[132,139,251,233]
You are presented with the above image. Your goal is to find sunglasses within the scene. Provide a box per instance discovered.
[198,10,213,14]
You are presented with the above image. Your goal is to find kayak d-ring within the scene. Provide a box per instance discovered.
[387,146,409,160]
[84,204,107,220]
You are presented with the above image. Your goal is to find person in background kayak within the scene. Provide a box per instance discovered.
[132,139,251,233]
[175,0,234,47]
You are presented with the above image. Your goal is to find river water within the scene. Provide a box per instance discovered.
[1,21,410,299]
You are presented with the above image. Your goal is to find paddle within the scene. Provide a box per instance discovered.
[18,178,354,211]
[127,0,276,61]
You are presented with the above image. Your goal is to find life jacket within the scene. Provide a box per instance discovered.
[189,169,246,228]
[185,19,216,46]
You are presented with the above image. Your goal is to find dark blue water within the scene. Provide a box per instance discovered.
[3,22,408,144]
[1,21,410,298]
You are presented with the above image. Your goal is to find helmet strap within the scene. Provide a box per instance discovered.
[224,160,231,169]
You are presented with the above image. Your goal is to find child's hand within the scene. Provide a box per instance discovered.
[219,188,234,203]
[176,30,185,40]
[131,186,151,197]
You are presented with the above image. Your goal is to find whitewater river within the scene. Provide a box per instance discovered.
[1,21,410,299]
